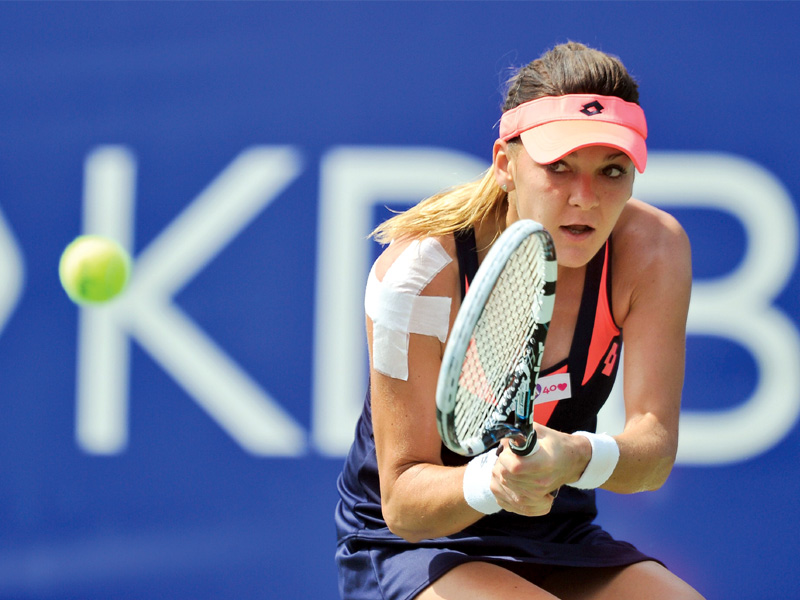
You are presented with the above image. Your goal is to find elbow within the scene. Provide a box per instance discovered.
[639,452,676,492]
[382,489,447,543]
[642,471,670,492]
[383,505,428,544]
[613,445,676,493]
[380,464,446,543]
[389,527,427,544]
[618,417,679,492]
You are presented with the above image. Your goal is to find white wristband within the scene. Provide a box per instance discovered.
[463,450,502,514]
[567,431,620,490]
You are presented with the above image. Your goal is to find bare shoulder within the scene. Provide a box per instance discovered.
[616,198,689,251]
[614,199,691,271]
[612,199,692,322]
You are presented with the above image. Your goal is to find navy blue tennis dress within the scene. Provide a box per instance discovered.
[335,229,658,599]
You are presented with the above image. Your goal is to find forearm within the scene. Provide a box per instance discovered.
[602,412,677,493]
[381,462,481,543]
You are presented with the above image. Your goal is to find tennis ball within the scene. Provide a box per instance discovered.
[58,235,131,305]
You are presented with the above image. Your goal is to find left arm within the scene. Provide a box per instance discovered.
[604,203,692,493]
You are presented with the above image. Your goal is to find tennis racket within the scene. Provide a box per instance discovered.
[436,219,557,457]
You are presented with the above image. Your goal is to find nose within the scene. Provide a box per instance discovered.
[568,174,599,210]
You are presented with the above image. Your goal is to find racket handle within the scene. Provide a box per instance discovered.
[510,431,539,456]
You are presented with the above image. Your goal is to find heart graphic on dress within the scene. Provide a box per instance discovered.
[557,383,568,391]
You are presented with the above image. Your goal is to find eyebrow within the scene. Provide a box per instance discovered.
[562,148,631,162]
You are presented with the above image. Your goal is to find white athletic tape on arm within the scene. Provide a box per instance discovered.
[566,431,620,490]
[463,450,502,514]
[365,238,452,381]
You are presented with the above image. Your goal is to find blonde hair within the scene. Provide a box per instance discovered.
[371,42,638,246]
[371,168,508,245]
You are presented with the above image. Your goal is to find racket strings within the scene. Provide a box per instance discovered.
[454,236,548,442]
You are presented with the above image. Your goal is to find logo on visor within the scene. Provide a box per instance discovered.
[580,101,605,116]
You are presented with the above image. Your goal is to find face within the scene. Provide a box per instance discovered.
[493,142,635,269]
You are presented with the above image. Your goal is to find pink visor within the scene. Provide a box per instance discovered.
[499,94,648,173]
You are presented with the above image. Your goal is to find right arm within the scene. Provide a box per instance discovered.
[371,326,482,542]
[368,238,482,542]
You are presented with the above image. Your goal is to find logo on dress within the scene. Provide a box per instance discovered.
[533,373,572,404]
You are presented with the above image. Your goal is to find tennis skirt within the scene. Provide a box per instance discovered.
[336,518,658,600]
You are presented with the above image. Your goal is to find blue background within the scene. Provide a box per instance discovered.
[1,2,799,599]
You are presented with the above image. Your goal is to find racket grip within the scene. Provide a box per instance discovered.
[510,431,539,456]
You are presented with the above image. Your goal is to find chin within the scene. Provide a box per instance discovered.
[556,226,609,259]
[557,257,588,270]
[553,244,602,270]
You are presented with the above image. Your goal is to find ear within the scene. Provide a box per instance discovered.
[492,139,515,191]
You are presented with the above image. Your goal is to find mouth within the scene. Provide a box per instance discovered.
[561,224,595,236]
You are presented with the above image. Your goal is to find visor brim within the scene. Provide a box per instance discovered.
[519,120,647,173]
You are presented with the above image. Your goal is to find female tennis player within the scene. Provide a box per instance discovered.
[335,42,704,599]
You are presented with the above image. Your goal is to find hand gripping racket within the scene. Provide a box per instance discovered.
[436,219,557,457]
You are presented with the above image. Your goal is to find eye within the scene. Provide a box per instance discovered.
[603,164,628,178]
[546,161,569,173]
